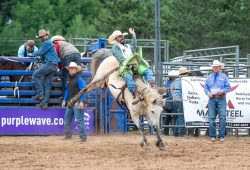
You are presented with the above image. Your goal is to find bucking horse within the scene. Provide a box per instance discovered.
[68,49,166,150]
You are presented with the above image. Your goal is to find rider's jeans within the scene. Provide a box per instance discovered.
[141,69,154,82]
[123,69,154,93]
[123,74,137,93]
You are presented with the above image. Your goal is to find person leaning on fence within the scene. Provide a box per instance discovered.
[163,70,179,136]
[204,60,231,142]
[51,35,82,97]
[50,35,65,70]
[172,67,189,137]
[62,62,87,142]
[18,40,38,58]
[30,29,60,109]
[108,28,155,105]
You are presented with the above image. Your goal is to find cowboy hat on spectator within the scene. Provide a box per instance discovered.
[36,29,50,38]
[179,67,189,75]
[51,35,65,43]
[66,62,81,72]
[108,30,128,44]
[168,70,179,77]
[210,60,224,68]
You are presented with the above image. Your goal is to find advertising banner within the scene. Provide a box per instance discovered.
[0,107,94,135]
[182,77,250,128]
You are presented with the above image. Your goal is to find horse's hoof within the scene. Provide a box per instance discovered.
[159,144,165,151]
[155,141,160,147]
[140,142,149,150]
[156,141,165,150]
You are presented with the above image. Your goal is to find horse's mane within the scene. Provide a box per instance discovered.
[91,49,113,78]
[135,78,162,99]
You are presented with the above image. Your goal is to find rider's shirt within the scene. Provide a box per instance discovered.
[117,43,133,59]
[111,36,137,64]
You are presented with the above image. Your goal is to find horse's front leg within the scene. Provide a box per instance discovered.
[131,114,148,150]
[145,115,165,150]
[155,125,165,150]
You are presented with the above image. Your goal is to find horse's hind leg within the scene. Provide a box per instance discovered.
[131,114,148,150]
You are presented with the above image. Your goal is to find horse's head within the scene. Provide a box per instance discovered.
[142,85,166,127]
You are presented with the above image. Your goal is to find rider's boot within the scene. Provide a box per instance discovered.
[132,88,140,105]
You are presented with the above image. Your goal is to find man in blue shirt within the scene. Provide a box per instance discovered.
[172,67,190,136]
[204,60,231,142]
[62,62,87,142]
[163,70,178,135]
[17,40,38,58]
[30,29,60,109]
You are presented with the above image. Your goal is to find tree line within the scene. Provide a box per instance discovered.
[0,0,249,58]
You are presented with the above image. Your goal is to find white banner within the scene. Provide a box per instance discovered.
[181,77,250,128]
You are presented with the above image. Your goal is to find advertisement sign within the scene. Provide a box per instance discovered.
[182,77,250,128]
[0,107,94,135]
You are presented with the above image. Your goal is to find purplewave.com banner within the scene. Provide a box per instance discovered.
[0,107,94,135]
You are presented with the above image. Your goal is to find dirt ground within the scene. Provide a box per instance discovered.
[0,134,250,170]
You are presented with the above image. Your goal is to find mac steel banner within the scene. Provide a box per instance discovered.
[181,77,250,128]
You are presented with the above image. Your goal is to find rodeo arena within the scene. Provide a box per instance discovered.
[1,8,250,170]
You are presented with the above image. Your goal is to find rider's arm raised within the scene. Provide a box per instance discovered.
[130,36,137,53]
[129,28,137,53]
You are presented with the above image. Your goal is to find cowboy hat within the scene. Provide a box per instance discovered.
[179,67,189,75]
[65,62,82,72]
[210,60,223,67]
[36,29,50,38]
[168,70,179,77]
[108,30,128,44]
[51,35,65,43]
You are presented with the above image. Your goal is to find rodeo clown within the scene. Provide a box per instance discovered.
[62,62,87,142]
[108,28,155,105]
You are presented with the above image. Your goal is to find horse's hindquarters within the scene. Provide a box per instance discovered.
[93,56,120,81]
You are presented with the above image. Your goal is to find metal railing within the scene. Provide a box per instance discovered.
[69,38,169,62]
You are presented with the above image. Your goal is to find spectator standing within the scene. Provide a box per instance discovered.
[172,67,190,136]
[62,62,87,142]
[204,60,231,142]
[163,70,179,135]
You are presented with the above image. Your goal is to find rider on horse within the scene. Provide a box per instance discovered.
[108,28,155,105]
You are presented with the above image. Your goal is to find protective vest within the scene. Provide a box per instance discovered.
[117,43,133,59]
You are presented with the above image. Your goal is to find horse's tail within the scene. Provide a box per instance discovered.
[91,48,113,78]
